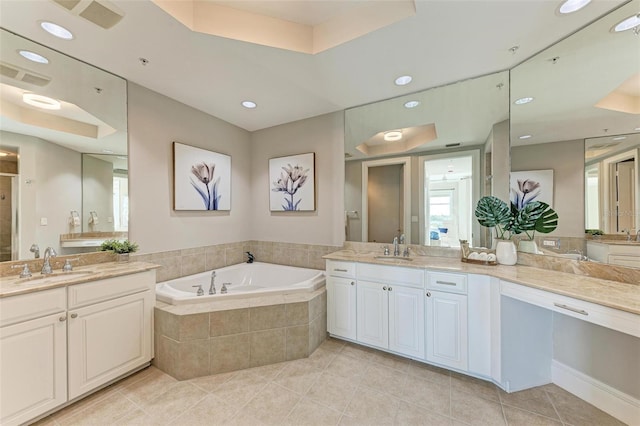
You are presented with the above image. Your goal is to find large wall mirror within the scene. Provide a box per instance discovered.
[344,71,510,249]
[0,29,128,261]
[510,0,639,266]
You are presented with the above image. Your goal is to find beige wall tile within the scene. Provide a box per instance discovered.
[175,339,210,380]
[154,255,182,282]
[210,333,250,374]
[181,247,206,256]
[309,317,327,353]
[286,302,309,326]
[181,254,206,276]
[152,335,179,379]
[225,247,244,265]
[250,329,286,367]
[179,313,209,341]
[286,325,310,360]
[250,305,287,331]
[205,247,225,270]
[309,291,326,321]
[154,308,179,340]
[210,309,249,337]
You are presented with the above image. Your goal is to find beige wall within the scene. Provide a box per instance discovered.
[249,112,345,246]
[511,139,584,238]
[1,131,82,258]
[82,155,114,232]
[127,83,253,253]
[368,164,402,243]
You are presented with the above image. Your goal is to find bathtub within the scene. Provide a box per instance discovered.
[156,262,325,305]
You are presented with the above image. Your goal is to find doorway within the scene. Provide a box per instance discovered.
[361,157,411,244]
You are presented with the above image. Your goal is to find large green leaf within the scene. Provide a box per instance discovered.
[475,196,512,228]
[534,202,558,234]
[511,201,546,235]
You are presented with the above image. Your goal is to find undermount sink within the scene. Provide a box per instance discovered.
[374,256,413,262]
[16,270,95,285]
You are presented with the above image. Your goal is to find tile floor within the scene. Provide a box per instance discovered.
[34,338,625,426]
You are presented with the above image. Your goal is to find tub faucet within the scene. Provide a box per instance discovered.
[393,236,400,256]
[246,252,255,263]
[41,247,57,275]
[209,271,216,295]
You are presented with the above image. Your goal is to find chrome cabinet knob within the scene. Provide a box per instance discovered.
[426,292,431,297]
[70,313,78,319]
[350,281,355,286]
[388,287,392,291]
[59,316,67,322]
[383,286,388,291]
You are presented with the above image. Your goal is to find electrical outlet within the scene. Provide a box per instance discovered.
[542,239,559,247]
[40,217,47,226]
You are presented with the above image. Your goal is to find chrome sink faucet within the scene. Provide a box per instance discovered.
[393,236,400,257]
[41,247,57,274]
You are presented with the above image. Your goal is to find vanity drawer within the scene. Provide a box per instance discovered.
[68,271,154,309]
[357,263,424,287]
[326,260,356,278]
[501,280,640,338]
[0,288,66,327]
[427,272,467,294]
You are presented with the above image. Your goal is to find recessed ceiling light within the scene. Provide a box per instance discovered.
[514,97,534,105]
[40,21,74,40]
[559,0,591,14]
[22,93,61,110]
[519,135,532,139]
[612,136,626,141]
[635,127,640,131]
[612,14,640,33]
[18,50,49,64]
[394,75,412,86]
[102,149,114,154]
[384,130,402,142]
[404,100,420,108]
[241,100,257,109]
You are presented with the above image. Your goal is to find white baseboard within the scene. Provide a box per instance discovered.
[552,360,640,426]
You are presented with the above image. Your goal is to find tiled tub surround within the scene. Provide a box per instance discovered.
[132,241,341,283]
[153,288,327,380]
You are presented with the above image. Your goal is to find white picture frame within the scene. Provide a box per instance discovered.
[510,169,554,209]
[269,152,316,211]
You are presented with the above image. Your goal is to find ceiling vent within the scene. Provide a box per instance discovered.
[0,62,51,86]
[51,0,124,29]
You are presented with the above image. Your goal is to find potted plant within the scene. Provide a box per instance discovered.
[475,196,558,264]
[100,239,139,262]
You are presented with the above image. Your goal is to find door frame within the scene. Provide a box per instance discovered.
[361,157,411,244]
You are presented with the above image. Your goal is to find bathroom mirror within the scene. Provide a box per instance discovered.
[510,0,639,262]
[0,28,128,261]
[344,71,510,248]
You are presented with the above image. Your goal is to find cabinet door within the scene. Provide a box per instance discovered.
[68,290,152,400]
[0,313,67,426]
[327,276,357,340]
[389,285,425,359]
[357,280,388,349]
[467,275,492,377]
[426,290,468,371]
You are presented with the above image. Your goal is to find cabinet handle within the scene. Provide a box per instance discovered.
[388,286,392,291]
[59,316,67,322]
[435,280,457,286]
[554,303,588,316]
[383,286,388,291]
[70,313,78,319]
[334,268,348,272]
[426,292,431,297]
[350,281,355,286]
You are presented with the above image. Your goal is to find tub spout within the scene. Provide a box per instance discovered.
[246,252,255,263]
[209,271,216,295]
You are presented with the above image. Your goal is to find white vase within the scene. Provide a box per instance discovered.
[495,240,517,265]
[518,239,539,254]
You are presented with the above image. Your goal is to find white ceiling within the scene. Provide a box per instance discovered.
[0,0,629,132]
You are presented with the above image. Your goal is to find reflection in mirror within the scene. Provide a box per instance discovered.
[344,71,509,248]
[0,29,128,261]
[510,0,640,266]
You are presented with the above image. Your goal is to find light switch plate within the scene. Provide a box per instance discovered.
[40,217,47,226]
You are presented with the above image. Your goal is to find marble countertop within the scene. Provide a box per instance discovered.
[0,261,160,298]
[587,240,640,246]
[324,250,640,315]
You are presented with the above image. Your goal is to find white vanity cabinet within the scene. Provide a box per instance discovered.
[356,264,425,359]
[425,271,468,370]
[0,288,68,426]
[67,272,155,399]
[326,261,357,340]
[0,270,155,426]
[587,241,640,268]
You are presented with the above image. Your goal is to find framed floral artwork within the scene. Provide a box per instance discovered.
[269,152,316,211]
[173,142,231,211]
[510,169,554,209]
